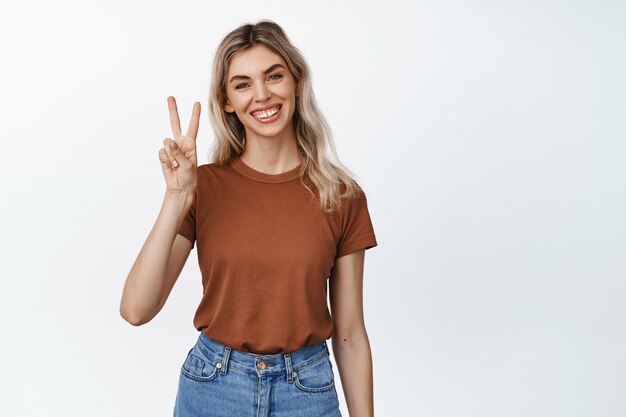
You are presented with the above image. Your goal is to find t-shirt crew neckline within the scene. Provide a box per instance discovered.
[231,155,302,184]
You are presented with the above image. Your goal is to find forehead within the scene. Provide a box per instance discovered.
[227,44,288,76]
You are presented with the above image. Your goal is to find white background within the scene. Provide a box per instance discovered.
[1,0,625,416]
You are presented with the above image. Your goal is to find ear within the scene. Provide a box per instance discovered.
[224,99,235,113]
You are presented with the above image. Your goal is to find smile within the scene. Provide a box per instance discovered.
[251,105,282,123]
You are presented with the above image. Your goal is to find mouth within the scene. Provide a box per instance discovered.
[251,104,282,123]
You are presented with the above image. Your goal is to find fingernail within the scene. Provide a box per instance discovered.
[172,160,179,167]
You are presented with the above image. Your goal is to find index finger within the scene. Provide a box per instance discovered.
[186,101,201,140]
[167,96,182,138]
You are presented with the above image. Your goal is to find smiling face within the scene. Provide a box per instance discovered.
[223,44,299,141]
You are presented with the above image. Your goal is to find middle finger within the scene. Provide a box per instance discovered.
[186,101,201,140]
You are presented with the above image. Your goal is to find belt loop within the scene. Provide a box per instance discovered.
[221,346,231,375]
[284,353,294,383]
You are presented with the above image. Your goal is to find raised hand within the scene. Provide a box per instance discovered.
[159,96,201,194]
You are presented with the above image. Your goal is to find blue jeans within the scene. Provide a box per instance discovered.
[173,332,343,416]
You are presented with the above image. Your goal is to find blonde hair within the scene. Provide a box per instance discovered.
[206,19,364,214]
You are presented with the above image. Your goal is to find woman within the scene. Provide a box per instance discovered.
[120,20,378,417]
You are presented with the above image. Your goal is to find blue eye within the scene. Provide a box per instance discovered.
[234,74,282,90]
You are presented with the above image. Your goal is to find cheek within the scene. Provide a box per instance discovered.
[275,81,296,97]
[233,98,249,113]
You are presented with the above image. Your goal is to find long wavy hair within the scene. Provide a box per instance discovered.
[206,19,363,214]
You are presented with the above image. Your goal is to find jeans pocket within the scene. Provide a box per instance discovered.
[293,355,335,393]
[180,345,220,382]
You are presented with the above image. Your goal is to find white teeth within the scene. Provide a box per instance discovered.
[252,106,280,119]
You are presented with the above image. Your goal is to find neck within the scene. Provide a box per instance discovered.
[240,124,301,174]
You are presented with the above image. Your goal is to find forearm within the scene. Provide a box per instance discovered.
[331,328,374,417]
[119,191,193,324]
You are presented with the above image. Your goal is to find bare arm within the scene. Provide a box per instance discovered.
[329,249,374,417]
[119,96,200,326]
[119,192,194,325]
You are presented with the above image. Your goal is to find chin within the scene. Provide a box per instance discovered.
[251,127,288,139]
[246,120,291,137]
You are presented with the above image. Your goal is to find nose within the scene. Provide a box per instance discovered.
[253,82,270,102]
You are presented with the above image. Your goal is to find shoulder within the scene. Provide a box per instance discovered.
[197,162,225,172]
[339,180,367,206]
[197,161,233,179]
[326,180,369,221]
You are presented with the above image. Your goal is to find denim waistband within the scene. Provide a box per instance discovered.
[196,332,330,379]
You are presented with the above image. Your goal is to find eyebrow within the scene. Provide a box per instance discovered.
[229,63,286,84]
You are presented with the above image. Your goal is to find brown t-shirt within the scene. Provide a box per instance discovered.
[177,155,378,354]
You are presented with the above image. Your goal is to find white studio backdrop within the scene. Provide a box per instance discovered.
[1,0,625,416]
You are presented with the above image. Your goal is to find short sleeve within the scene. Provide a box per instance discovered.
[177,194,196,249]
[335,186,378,259]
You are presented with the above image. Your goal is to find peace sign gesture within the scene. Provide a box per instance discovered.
[159,96,201,194]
